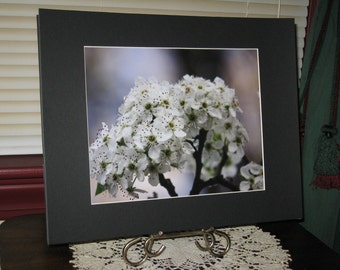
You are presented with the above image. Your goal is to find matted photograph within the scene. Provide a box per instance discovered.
[38,9,303,245]
[85,47,264,205]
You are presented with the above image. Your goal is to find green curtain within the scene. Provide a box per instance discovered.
[299,0,340,253]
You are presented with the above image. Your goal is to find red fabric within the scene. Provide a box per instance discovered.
[306,0,319,38]
[313,175,340,189]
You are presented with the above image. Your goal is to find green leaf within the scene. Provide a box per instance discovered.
[95,183,106,195]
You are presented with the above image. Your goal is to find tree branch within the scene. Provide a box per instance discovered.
[189,130,240,194]
[203,175,239,191]
[216,145,228,176]
[190,129,208,195]
[159,173,178,197]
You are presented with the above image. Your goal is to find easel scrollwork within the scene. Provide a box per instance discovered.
[122,227,231,267]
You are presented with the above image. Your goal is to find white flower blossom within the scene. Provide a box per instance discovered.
[89,74,262,197]
[239,161,264,191]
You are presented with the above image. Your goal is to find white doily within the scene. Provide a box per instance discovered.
[70,226,291,270]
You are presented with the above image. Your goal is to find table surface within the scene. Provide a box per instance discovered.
[0,214,340,270]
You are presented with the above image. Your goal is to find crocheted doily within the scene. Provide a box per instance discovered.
[70,225,291,270]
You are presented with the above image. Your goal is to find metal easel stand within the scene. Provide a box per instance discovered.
[122,227,231,267]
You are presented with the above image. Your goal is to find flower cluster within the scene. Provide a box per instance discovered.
[239,161,264,191]
[89,75,263,198]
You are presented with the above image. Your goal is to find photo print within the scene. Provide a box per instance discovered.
[85,47,264,205]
